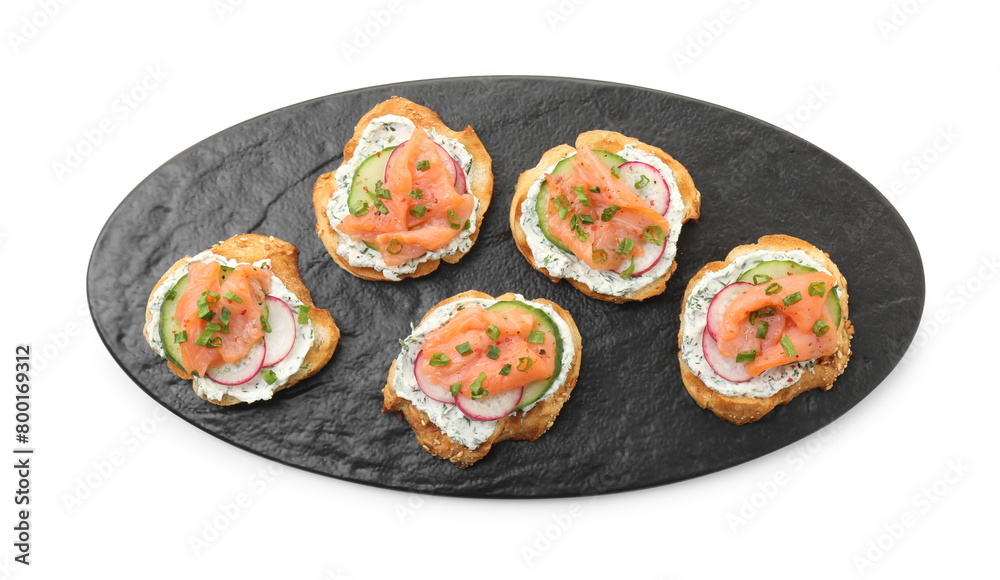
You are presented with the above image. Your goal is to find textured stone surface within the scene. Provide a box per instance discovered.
[87,77,923,497]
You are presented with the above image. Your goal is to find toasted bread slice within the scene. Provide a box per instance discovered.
[143,234,340,406]
[677,235,854,424]
[382,290,583,468]
[313,97,493,281]
[510,130,700,303]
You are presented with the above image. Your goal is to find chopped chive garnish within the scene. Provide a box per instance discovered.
[223,290,243,303]
[759,306,776,317]
[456,342,473,356]
[262,370,277,385]
[756,320,769,339]
[174,331,188,343]
[429,353,451,367]
[554,195,571,220]
[809,282,826,297]
[749,311,758,325]
[469,372,488,399]
[194,327,215,347]
[783,291,803,307]
[449,381,462,396]
[592,249,608,262]
[409,204,427,218]
[620,256,636,280]
[363,241,379,251]
[486,324,500,343]
[373,198,390,215]
[765,282,782,295]
[527,331,545,344]
[219,307,231,326]
[752,274,772,285]
[164,288,177,301]
[601,205,621,221]
[813,320,830,336]
[611,165,621,178]
[260,313,271,333]
[297,304,310,324]
[499,363,512,376]
[572,185,592,207]
[634,174,651,189]
[517,357,534,372]
[386,238,403,255]
[349,200,370,217]
[643,225,665,246]
[579,214,594,225]
[486,345,501,360]
[416,160,430,171]
[780,335,797,357]
[616,238,635,255]
[463,219,471,230]
[447,209,460,230]
[373,180,392,199]
[408,188,424,198]
[205,336,222,348]
[736,350,757,363]
[574,224,589,242]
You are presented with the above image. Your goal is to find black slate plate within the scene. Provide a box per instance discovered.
[88,77,923,498]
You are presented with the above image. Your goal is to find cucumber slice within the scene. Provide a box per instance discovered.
[347,146,396,215]
[737,260,841,327]
[534,150,627,252]
[159,274,190,371]
[485,301,564,410]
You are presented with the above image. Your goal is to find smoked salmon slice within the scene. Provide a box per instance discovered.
[716,272,838,376]
[175,261,271,376]
[545,147,670,271]
[338,128,474,266]
[420,305,556,399]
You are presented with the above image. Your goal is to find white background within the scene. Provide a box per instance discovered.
[3,0,996,578]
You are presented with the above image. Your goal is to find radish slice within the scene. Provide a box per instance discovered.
[413,350,456,404]
[702,328,752,383]
[617,161,670,215]
[455,387,523,421]
[452,155,468,195]
[614,240,667,276]
[384,140,465,192]
[262,295,296,368]
[706,282,753,340]
[206,340,266,386]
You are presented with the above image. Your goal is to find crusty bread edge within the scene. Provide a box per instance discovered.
[143,234,340,406]
[312,96,494,281]
[381,290,584,468]
[676,234,854,425]
[509,130,701,303]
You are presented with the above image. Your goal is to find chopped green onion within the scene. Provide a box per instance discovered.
[486,345,501,360]
[205,336,222,348]
[463,219,471,230]
[643,225,664,246]
[759,306,776,317]
[749,311,758,325]
[409,204,427,218]
[611,165,621,178]
[386,238,403,255]
[620,257,636,280]
[783,291,803,307]
[174,331,188,343]
[554,195,571,220]
[456,342,473,356]
[429,353,451,367]
[449,381,462,396]
[601,205,621,221]
[408,188,424,198]
[223,290,243,303]
[736,350,757,363]
[499,363,512,376]
[517,357,534,372]
[809,282,826,297]
[765,283,782,295]
[297,304,310,324]
[260,313,271,333]
[469,372,488,399]
[219,307,232,326]
[780,335,797,357]
[194,327,216,347]
[363,241,379,251]
[372,198,389,215]
[753,274,771,285]
[486,324,500,343]
[616,238,635,255]
[373,180,392,199]
[349,200,370,217]
[416,160,430,171]
[262,369,278,385]
[572,185,592,207]
[573,224,589,242]
[634,174,651,189]
[579,214,594,225]
[447,209,461,230]
[588,186,600,193]
[813,320,830,336]
[164,288,177,301]
[756,320,769,339]
[592,249,608,262]
[527,331,545,344]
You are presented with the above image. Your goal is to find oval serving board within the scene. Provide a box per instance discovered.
[87,77,923,498]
